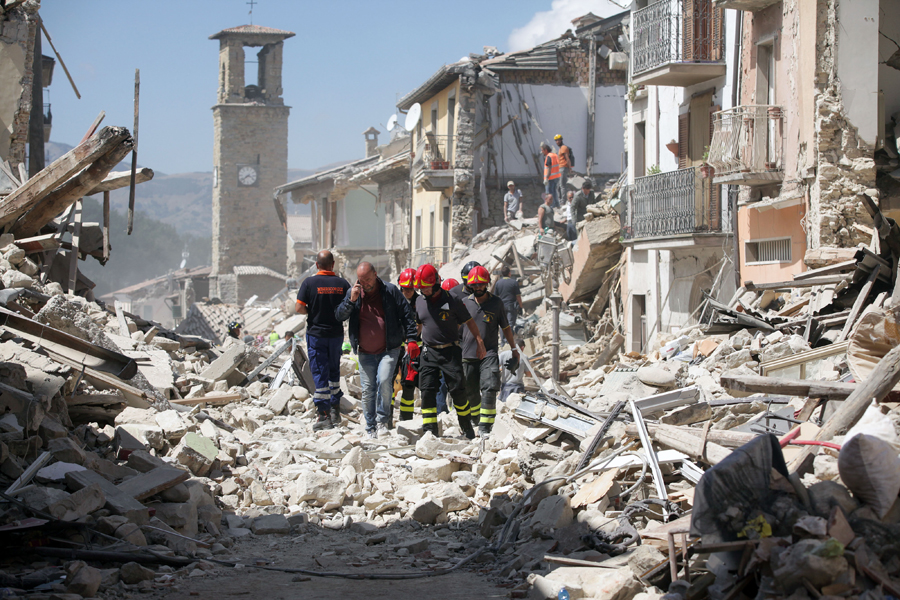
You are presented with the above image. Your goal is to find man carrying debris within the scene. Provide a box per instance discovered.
[554,134,574,195]
[396,268,421,421]
[537,192,557,232]
[541,142,561,208]
[336,262,418,438]
[504,180,523,223]
[414,263,486,439]
[570,179,593,229]
[564,190,578,241]
[499,339,525,402]
[493,265,524,332]
[461,266,519,436]
[295,250,351,431]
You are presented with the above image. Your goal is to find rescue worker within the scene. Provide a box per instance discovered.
[541,142,561,208]
[461,266,519,436]
[493,264,524,333]
[414,263,486,439]
[335,262,418,438]
[295,250,351,431]
[227,321,242,340]
[554,134,574,195]
[450,261,481,301]
[396,268,420,422]
[537,192,557,232]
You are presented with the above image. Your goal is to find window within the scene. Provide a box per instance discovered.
[431,101,439,134]
[429,207,435,247]
[745,237,791,264]
[415,214,422,249]
[634,121,646,177]
[447,93,456,158]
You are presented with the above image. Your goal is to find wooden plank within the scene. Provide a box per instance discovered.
[67,199,82,294]
[543,555,620,569]
[88,167,154,195]
[170,393,243,407]
[792,259,857,280]
[789,344,900,473]
[114,301,131,337]
[0,126,128,229]
[40,21,81,99]
[836,264,880,343]
[116,467,189,501]
[127,69,140,235]
[624,423,756,449]
[720,373,855,400]
[12,137,133,237]
[744,275,851,291]
[13,234,60,254]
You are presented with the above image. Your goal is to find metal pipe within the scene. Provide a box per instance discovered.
[550,291,561,381]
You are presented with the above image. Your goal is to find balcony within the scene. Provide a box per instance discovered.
[621,166,731,245]
[713,0,780,12]
[708,105,784,187]
[632,0,726,87]
[411,245,450,268]
[412,133,456,192]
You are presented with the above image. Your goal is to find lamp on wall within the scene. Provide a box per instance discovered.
[665,139,679,156]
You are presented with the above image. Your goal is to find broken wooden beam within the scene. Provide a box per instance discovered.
[744,274,851,291]
[169,393,243,407]
[624,422,757,449]
[87,167,154,195]
[12,137,134,237]
[13,233,60,254]
[789,344,900,472]
[719,372,855,400]
[0,126,130,230]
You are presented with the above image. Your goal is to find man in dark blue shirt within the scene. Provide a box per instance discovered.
[296,250,351,431]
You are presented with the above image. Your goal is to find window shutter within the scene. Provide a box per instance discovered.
[708,104,720,230]
[682,0,695,61]
[711,4,724,61]
[678,113,689,169]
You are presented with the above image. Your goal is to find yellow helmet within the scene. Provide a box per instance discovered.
[554,134,563,141]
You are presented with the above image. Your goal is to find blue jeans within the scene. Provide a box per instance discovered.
[545,178,560,208]
[358,347,401,431]
[435,376,449,414]
[306,335,343,412]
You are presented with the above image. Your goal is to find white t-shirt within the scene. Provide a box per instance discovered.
[564,203,573,222]
[504,190,522,213]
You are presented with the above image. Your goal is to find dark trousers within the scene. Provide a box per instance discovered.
[419,345,470,428]
[463,355,500,428]
[306,334,343,412]
[505,306,518,334]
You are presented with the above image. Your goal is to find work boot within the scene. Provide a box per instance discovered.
[313,411,333,431]
[329,404,342,426]
[457,415,476,440]
[422,422,439,437]
[478,424,491,438]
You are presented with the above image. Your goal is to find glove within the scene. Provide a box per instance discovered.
[407,341,420,360]
[505,354,520,374]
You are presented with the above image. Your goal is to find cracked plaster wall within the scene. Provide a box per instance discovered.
[0,1,39,166]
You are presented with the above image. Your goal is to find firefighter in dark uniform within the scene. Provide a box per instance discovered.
[449,260,481,301]
[413,263,486,439]
[396,268,420,421]
[461,266,519,436]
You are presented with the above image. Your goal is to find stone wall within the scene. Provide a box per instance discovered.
[0,1,39,166]
[499,40,627,88]
[451,69,479,247]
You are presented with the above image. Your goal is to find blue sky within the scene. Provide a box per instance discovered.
[40,0,622,175]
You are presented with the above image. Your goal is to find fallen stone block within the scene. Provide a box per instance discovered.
[291,470,345,506]
[49,483,106,521]
[116,424,165,451]
[414,432,469,460]
[531,495,573,534]
[18,485,71,511]
[408,499,443,525]
[341,446,374,473]
[119,562,156,585]
[64,469,149,525]
[155,410,188,441]
[265,386,293,415]
[117,467,190,501]
[397,418,424,443]
[199,344,245,382]
[153,501,198,535]
[36,461,86,483]
[427,481,470,512]
[251,513,291,535]
[66,561,102,597]
[38,415,67,443]
[412,458,458,483]
[171,432,218,477]
[125,449,169,473]
[48,437,86,465]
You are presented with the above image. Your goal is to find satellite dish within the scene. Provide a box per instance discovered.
[386,114,399,132]
[404,103,421,131]
[179,250,189,270]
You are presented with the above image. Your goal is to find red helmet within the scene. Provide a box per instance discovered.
[466,265,490,285]
[415,264,439,289]
[398,268,417,289]
[441,278,459,291]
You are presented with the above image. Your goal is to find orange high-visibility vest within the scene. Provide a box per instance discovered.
[544,152,561,180]
[558,145,572,168]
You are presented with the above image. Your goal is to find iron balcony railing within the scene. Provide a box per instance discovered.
[620,166,730,241]
[632,0,724,76]
[708,105,784,179]
[411,245,450,268]
[412,133,456,177]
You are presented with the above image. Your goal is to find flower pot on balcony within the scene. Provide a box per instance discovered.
[699,163,714,179]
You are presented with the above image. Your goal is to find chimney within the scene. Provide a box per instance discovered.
[363,127,380,158]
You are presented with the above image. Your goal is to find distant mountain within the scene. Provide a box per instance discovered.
[45,141,321,236]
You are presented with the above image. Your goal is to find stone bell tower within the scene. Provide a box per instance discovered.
[209,25,294,301]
